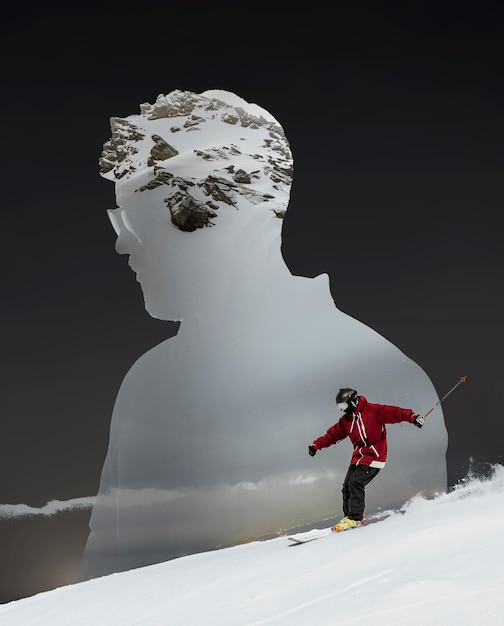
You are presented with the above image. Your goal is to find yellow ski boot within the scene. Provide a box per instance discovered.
[331,517,364,532]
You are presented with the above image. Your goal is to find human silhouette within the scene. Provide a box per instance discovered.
[79,90,447,580]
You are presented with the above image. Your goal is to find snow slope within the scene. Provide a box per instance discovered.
[1,465,503,625]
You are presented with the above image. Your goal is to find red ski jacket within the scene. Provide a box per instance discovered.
[311,395,417,468]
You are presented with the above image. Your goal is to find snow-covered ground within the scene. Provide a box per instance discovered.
[1,464,503,625]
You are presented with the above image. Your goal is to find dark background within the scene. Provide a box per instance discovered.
[1,1,502,603]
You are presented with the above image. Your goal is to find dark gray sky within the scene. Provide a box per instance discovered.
[1,1,503,603]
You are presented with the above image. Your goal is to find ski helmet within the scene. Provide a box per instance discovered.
[336,388,358,413]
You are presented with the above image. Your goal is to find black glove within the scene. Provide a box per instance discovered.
[308,445,318,457]
[413,414,425,428]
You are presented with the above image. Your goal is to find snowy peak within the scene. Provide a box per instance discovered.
[99,89,293,232]
[142,89,273,128]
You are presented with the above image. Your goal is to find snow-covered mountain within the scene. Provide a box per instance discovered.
[2,465,503,625]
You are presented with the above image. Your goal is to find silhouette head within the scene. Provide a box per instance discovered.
[101,90,293,320]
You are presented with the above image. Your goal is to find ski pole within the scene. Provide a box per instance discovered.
[423,376,467,419]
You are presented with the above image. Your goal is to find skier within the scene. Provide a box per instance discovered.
[308,388,425,532]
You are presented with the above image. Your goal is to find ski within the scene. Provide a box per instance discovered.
[287,529,332,545]
[287,512,399,545]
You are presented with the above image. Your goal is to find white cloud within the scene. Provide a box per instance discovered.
[0,496,95,519]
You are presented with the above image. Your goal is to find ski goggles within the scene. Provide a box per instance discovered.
[337,401,349,411]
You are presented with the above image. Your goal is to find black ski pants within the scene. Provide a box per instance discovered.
[342,464,380,521]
